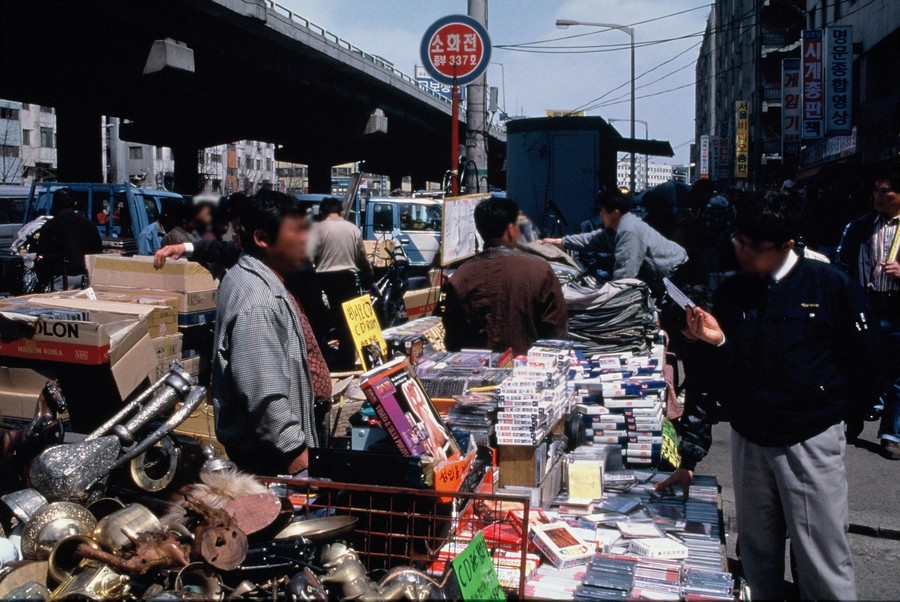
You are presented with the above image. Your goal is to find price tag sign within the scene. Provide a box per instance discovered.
[451,532,505,601]
[434,450,475,493]
[661,418,682,471]
[420,15,491,86]
[342,295,387,371]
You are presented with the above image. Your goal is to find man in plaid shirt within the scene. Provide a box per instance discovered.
[213,190,329,476]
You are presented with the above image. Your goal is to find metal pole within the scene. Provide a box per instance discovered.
[451,77,460,196]
[629,32,635,196]
[466,0,488,193]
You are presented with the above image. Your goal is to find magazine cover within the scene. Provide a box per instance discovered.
[360,357,460,462]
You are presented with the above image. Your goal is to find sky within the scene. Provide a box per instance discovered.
[280,0,713,165]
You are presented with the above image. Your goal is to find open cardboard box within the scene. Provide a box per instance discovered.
[0,299,157,400]
[0,366,60,428]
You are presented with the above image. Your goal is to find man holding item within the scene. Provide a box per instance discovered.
[676,195,878,600]
[836,170,900,459]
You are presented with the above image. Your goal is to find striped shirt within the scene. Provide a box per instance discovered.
[859,213,900,292]
[213,253,318,475]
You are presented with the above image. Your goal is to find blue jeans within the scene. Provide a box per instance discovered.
[877,319,900,443]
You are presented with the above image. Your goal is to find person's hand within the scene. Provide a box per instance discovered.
[654,468,693,498]
[541,238,564,249]
[153,244,186,270]
[686,306,725,346]
[883,261,900,279]
[288,448,309,475]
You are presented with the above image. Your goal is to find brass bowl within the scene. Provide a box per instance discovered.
[21,502,97,561]
[48,535,100,584]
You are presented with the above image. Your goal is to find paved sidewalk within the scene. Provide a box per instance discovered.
[696,419,900,601]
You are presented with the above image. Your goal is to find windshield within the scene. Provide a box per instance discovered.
[398,203,441,231]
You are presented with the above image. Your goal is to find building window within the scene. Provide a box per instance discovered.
[227,167,237,176]
[209,153,222,163]
[21,103,29,110]
[129,146,143,160]
[40,106,53,114]
[40,127,54,148]
[256,159,261,171]
[265,158,272,172]
[0,145,18,157]
[22,130,31,145]
[0,107,19,120]
[245,157,252,170]
[155,147,163,160]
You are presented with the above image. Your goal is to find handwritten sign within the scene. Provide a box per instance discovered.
[435,450,475,493]
[452,532,505,601]
[567,461,602,500]
[342,295,387,371]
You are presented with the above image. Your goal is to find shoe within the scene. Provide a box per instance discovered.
[881,440,900,461]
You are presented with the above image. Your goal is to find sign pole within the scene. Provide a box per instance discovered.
[451,74,460,196]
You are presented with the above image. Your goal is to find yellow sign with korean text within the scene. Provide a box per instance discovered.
[342,295,387,371]
[735,100,749,178]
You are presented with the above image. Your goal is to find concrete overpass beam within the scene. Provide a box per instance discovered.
[307,163,332,194]
[55,107,103,183]
[172,145,201,195]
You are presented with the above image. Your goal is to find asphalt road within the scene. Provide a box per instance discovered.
[697,419,900,601]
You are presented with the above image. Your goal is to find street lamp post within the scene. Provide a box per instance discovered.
[556,19,635,196]
[610,118,648,191]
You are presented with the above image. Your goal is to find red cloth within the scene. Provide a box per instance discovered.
[288,293,332,400]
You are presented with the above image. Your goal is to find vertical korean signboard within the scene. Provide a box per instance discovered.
[801,30,824,139]
[825,26,853,135]
[735,101,749,179]
[782,58,801,164]
[699,135,710,180]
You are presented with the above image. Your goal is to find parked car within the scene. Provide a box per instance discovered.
[0,185,29,250]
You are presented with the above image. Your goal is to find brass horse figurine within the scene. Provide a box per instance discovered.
[0,380,68,495]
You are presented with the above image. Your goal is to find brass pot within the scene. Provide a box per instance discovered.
[21,502,97,561]
[92,504,161,553]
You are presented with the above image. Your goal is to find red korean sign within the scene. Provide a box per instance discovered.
[420,15,491,85]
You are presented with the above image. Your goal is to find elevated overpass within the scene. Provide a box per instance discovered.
[0,0,506,192]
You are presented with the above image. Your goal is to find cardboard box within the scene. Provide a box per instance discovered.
[172,396,225,455]
[0,301,157,399]
[0,366,59,428]
[20,296,177,340]
[152,334,183,362]
[95,285,216,326]
[403,287,439,320]
[86,255,217,293]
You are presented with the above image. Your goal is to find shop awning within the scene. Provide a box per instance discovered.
[613,138,675,157]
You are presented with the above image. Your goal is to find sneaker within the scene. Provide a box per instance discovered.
[881,440,900,461]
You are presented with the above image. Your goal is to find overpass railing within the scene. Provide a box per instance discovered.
[263,0,505,139]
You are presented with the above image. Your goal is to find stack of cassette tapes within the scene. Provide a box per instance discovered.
[496,344,574,446]
[573,347,667,465]
[574,554,638,600]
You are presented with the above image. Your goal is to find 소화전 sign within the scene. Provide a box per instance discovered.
[420,15,491,85]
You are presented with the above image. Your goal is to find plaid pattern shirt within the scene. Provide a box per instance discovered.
[213,253,318,474]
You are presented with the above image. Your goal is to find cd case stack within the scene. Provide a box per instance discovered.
[574,554,637,600]
[573,347,667,466]
[496,344,574,446]
[444,393,497,447]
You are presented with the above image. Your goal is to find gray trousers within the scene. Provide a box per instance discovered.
[732,423,856,600]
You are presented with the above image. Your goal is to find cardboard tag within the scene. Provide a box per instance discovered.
[342,295,387,371]
[451,532,505,601]
[435,450,475,493]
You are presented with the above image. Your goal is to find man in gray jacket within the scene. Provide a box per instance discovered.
[544,187,687,294]
[213,190,319,476]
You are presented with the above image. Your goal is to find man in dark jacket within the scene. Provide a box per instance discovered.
[682,195,878,600]
[35,188,102,290]
[442,196,568,355]
[543,187,687,295]
[835,171,900,458]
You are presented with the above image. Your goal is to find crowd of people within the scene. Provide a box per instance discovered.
[18,166,898,600]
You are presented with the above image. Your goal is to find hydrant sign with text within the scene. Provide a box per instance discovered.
[342,295,387,371]
[420,15,491,85]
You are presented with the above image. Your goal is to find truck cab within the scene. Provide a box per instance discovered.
[297,194,442,270]
[23,182,187,253]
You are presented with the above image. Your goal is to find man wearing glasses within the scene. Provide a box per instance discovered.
[836,171,900,459]
[682,194,878,600]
